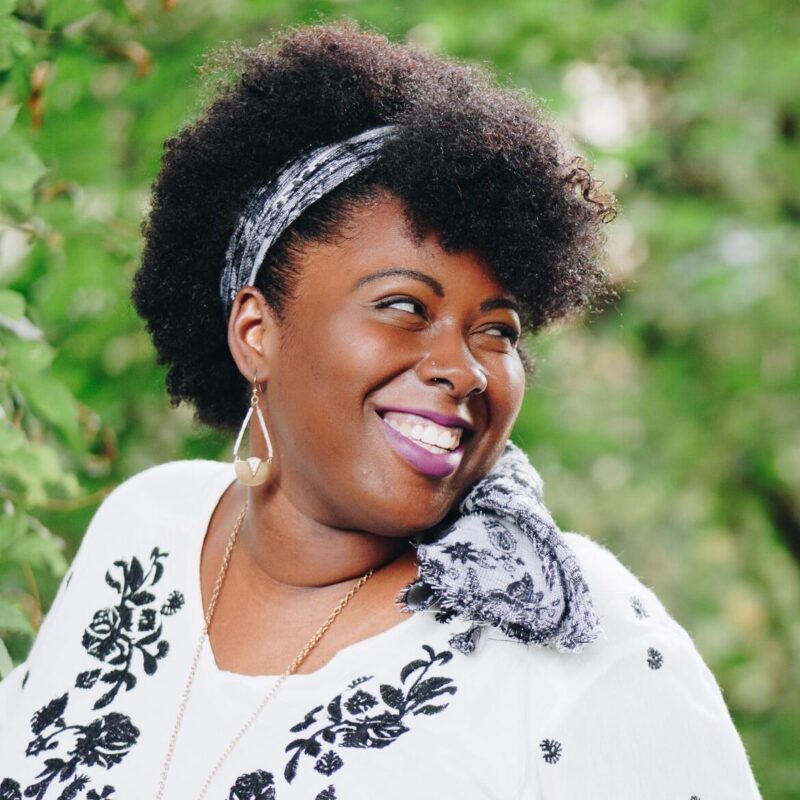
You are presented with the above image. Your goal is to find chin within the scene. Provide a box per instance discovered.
[358,494,458,538]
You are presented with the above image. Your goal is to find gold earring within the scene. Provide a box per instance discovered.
[233,373,274,486]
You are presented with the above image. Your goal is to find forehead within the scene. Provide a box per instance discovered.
[293,193,514,300]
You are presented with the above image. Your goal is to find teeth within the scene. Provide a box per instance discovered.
[437,430,454,448]
[419,425,442,446]
[416,440,450,454]
[382,410,463,451]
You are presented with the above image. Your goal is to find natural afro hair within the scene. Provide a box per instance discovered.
[131,19,617,435]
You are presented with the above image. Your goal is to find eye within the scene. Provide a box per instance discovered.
[483,325,521,346]
[376,296,426,316]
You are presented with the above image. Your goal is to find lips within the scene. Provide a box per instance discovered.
[376,410,467,478]
[381,410,463,452]
[375,404,476,433]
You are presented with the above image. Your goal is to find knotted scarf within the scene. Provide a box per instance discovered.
[397,440,603,656]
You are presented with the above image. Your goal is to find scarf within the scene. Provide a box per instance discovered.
[396,440,604,656]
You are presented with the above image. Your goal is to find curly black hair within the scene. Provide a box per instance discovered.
[131,19,617,435]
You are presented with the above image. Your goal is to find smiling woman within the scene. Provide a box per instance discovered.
[0,18,761,800]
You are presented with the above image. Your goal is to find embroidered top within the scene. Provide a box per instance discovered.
[0,459,761,799]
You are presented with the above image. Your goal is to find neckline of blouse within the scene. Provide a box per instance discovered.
[187,462,430,687]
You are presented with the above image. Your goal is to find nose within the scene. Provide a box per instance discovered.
[416,330,488,399]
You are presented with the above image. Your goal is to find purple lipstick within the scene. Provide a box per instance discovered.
[377,411,465,478]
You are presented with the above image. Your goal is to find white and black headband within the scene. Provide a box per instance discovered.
[219,123,400,320]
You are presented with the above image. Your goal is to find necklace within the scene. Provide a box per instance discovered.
[156,499,375,800]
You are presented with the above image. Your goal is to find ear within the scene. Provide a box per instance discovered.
[227,287,282,385]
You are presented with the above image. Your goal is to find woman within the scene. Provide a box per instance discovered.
[0,20,760,800]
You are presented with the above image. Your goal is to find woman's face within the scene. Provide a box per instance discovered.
[236,192,526,537]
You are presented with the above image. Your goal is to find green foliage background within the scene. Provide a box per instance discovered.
[1,0,798,794]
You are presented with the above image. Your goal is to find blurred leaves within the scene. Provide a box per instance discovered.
[0,0,797,795]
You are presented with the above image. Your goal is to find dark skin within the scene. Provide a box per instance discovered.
[201,191,526,675]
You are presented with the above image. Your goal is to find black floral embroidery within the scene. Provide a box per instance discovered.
[160,590,185,616]
[313,751,343,776]
[630,595,649,619]
[228,769,276,799]
[23,693,135,800]
[290,705,325,733]
[30,693,68,735]
[0,778,21,800]
[284,645,457,783]
[22,671,29,689]
[647,647,664,670]
[137,609,156,632]
[75,670,101,690]
[227,769,339,799]
[53,774,89,798]
[65,572,74,590]
[344,690,378,715]
[71,714,138,766]
[78,547,182,709]
[15,547,182,799]
[539,738,562,764]
[86,787,117,799]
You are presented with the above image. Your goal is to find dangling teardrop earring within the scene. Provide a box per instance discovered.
[233,373,274,486]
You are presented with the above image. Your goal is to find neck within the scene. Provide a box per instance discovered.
[223,480,417,596]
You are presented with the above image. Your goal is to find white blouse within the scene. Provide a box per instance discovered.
[0,459,762,799]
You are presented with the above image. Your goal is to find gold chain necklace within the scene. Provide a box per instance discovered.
[156,500,375,800]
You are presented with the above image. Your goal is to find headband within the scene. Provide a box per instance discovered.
[219,123,400,320]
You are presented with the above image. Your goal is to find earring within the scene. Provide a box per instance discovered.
[232,372,274,486]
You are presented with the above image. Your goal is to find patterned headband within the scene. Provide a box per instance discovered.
[219,123,401,320]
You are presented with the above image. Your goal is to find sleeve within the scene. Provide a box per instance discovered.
[529,627,763,799]
[0,460,190,724]
[0,551,75,722]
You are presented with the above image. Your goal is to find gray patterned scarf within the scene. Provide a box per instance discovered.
[219,124,400,320]
[397,440,603,656]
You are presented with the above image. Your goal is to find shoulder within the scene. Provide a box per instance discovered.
[522,529,726,710]
[87,458,232,534]
[98,457,231,509]
[561,530,689,648]
[56,457,231,628]
[66,458,233,577]
[526,532,762,797]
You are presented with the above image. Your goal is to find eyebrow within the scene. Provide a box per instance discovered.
[353,267,521,316]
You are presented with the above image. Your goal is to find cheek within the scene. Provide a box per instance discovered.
[485,356,526,433]
[506,357,527,415]
[272,315,388,440]
[317,311,419,395]
[488,349,526,399]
